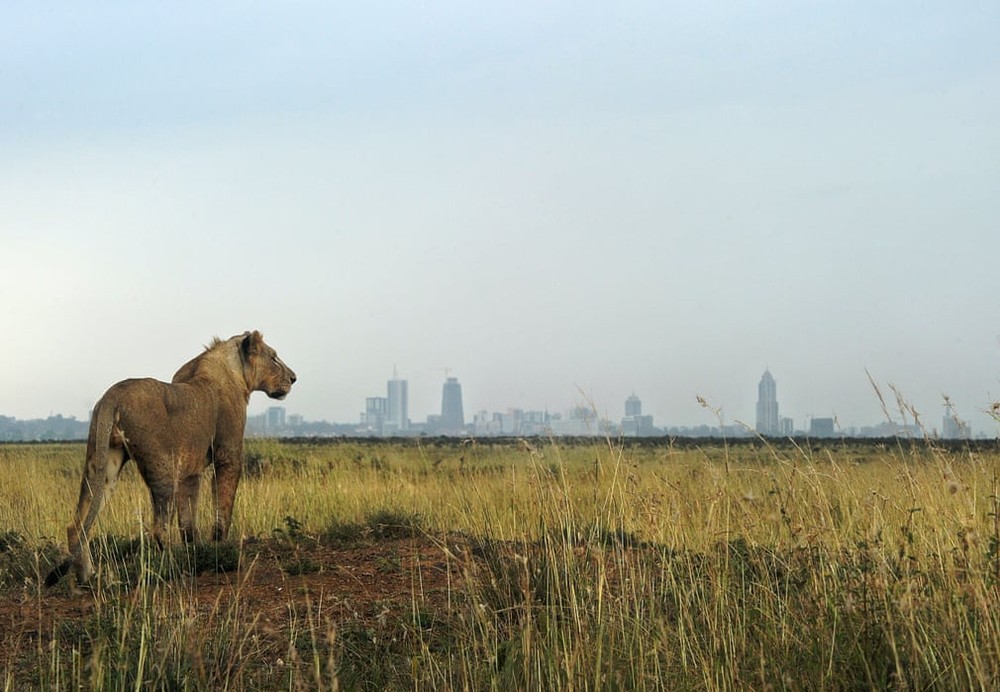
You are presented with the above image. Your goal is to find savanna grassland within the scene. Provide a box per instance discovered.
[1,436,1000,690]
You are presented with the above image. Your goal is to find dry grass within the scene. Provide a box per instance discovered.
[2,435,1000,688]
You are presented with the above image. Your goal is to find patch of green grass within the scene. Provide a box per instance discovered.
[365,509,423,539]
[319,508,423,546]
[281,555,321,576]
[0,531,64,588]
[321,518,366,545]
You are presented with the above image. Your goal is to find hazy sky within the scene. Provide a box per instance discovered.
[2,2,999,434]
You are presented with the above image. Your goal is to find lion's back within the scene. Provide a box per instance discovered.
[94,378,217,460]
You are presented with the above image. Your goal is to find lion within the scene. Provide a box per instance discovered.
[45,330,296,587]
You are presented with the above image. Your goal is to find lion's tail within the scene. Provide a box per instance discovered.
[43,557,72,587]
[45,399,118,587]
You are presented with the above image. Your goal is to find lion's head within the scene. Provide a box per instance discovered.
[241,330,297,399]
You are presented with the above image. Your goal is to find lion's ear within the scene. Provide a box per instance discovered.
[241,332,256,359]
[241,330,264,359]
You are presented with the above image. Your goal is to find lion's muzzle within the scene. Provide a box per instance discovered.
[267,364,296,400]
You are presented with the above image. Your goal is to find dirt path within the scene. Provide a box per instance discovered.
[0,535,474,685]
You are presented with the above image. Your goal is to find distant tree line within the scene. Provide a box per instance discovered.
[0,415,88,441]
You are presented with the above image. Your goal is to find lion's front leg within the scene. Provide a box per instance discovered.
[211,449,243,541]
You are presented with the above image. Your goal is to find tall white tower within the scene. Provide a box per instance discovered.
[386,367,408,433]
[755,369,779,435]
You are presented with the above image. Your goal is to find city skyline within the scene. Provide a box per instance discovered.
[246,366,982,439]
[1,360,993,439]
[0,363,983,440]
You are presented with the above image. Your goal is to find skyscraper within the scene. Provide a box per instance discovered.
[440,377,465,432]
[942,398,970,439]
[386,369,408,434]
[755,369,779,436]
[364,397,387,434]
[625,393,642,417]
[266,406,286,430]
[622,393,654,436]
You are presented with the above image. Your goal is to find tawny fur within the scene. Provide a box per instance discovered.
[46,331,296,587]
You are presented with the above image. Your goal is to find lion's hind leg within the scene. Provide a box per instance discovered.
[66,444,126,585]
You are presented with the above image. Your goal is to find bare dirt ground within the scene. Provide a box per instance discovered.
[0,534,474,685]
